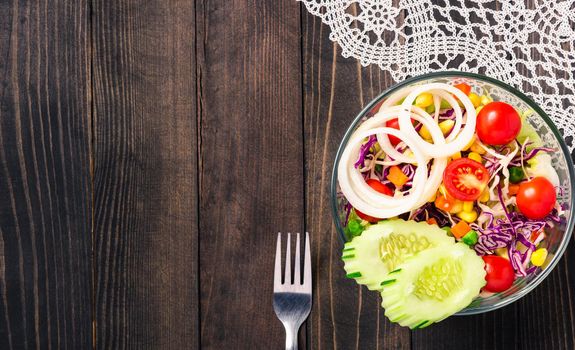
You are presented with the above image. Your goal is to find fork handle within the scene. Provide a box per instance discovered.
[282,322,299,350]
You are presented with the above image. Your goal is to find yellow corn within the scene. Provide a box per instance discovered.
[450,151,461,160]
[468,152,483,163]
[450,200,463,214]
[419,125,432,140]
[457,210,478,223]
[415,92,434,108]
[439,120,455,135]
[495,248,509,259]
[463,201,474,212]
[480,95,492,105]
[475,105,484,115]
[462,135,476,151]
[531,248,548,267]
[468,93,481,108]
[470,141,486,155]
[479,190,490,203]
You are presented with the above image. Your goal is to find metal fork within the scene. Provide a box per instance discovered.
[273,232,312,350]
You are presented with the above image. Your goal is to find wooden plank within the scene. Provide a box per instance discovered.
[302,8,411,350]
[0,1,92,349]
[92,1,198,348]
[195,0,304,348]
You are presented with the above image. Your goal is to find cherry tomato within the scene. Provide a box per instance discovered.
[385,118,402,146]
[355,179,393,223]
[385,118,415,146]
[516,177,556,219]
[476,101,522,145]
[443,158,489,201]
[454,82,471,95]
[482,255,515,293]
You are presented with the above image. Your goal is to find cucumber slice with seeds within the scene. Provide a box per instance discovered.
[342,219,454,291]
[380,243,486,329]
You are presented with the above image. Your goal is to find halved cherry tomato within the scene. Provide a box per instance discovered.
[482,255,515,293]
[476,101,522,145]
[355,179,393,223]
[454,82,471,95]
[516,177,556,219]
[443,158,489,201]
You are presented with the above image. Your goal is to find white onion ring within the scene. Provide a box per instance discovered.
[398,83,476,158]
[338,82,477,218]
[338,127,428,218]
[349,105,448,204]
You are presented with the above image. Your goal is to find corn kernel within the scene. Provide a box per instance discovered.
[415,92,434,108]
[480,95,492,105]
[439,120,455,135]
[450,200,463,214]
[495,247,509,259]
[468,93,481,108]
[450,151,461,160]
[462,135,476,152]
[463,201,474,212]
[530,248,548,267]
[419,126,432,140]
[470,141,486,155]
[475,105,483,115]
[457,210,478,223]
[468,152,483,163]
[479,190,490,203]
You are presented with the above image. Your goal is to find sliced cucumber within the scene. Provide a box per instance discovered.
[517,117,542,149]
[342,219,454,291]
[380,243,486,329]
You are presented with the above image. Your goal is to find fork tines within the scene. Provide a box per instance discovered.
[274,232,311,293]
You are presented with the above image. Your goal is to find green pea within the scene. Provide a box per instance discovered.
[509,167,524,183]
[440,99,451,109]
[347,219,364,237]
[425,104,435,114]
[462,230,478,246]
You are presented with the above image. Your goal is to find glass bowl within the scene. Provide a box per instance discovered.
[330,71,575,314]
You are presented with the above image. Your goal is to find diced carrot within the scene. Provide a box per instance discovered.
[451,220,472,239]
[435,194,455,212]
[387,166,409,188]
[509,184,520,196]
[426,218,438,225]
[454,83,471,95]
[531,229,545,242]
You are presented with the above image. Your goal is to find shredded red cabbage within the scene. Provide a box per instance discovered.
[354,135,377,169]
[472,184,560,276]
[411,202,451,227]
[438,108,454,120]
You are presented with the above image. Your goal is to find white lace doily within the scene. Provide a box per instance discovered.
[300,0,575,152]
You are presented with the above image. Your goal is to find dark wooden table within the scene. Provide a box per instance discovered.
[1,1,574,349]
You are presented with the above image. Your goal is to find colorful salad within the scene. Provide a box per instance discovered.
[338,81,563,328]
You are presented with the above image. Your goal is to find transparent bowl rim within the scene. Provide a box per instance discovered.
[329,71,575,315]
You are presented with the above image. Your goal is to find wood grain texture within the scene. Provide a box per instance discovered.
[195,0,304,348]
[0,1,92,349]
[92,0,198,348]
[302,7,411,350]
